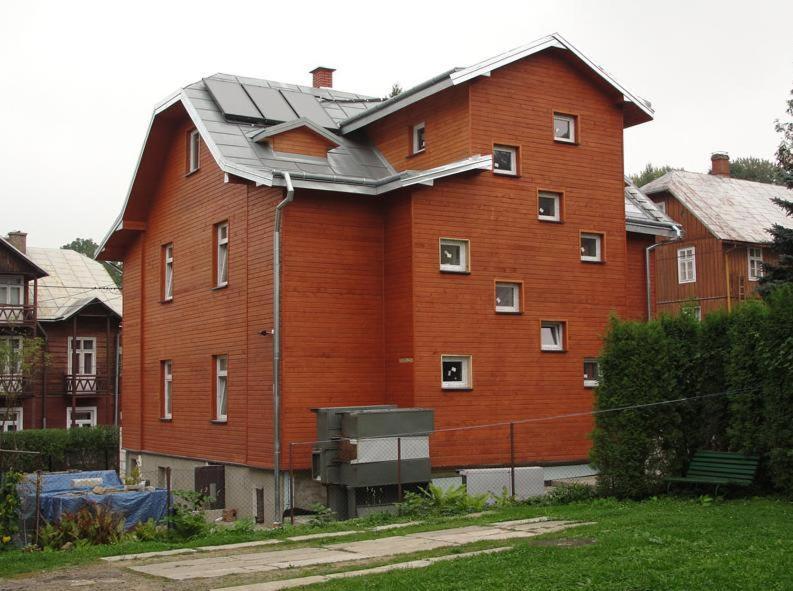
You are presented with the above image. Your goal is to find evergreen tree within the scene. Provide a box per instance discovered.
[631,163,676,188]
[729,156,785,185]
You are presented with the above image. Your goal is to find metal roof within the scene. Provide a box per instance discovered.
[641,170,793,243]
[624,178,680,238]
[25,247,121,321]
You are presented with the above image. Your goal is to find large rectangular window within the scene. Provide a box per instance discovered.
[748,247,763,281]
[441,355,472,390]
[162,360,173,420]
[214,355,228,421]
[215,222,229,287]
[677,247,696,284]
[0,276,23,305]
[163,243,174,301]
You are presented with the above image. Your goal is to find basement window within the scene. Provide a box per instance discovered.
[495,282,521,313]
[493,145,517,175]
[583,358,600,388]
[439,238,469,273]
[441,355,472,390]
[580,233,604,262]
[538,191,561,222]
[188,129,200,173]
[553,113,576,143]
[412,122,426,154]
[541,321,565,352]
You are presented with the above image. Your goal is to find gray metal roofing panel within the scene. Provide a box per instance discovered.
[642,171,793,243]
[624,179,680,237]
[202,78,262,122]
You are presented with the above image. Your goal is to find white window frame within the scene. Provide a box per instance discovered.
[216,222,229,287]
[492,145,517,176]
[441,355,472,390]
[67,337,97,376]
[215,355,228,421]
[583,358,599,388]
[188,129,200,173]
[1,336,23,375]
[412,122,426,154]
[66,406,97,429]
[677,247,696,284]
[0,275,24,306]
[553,113,576,143]
[580,233,603,262]
[163,243,174,301]
[538,191,561,222]
[748,247,763,281]
[163,360,173,419]
[0,407,23,432]
[439,238,469,273]
[541,321,565,352]
[495,282,521,313]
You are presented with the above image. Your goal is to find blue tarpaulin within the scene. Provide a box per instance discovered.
[19,470,168,530]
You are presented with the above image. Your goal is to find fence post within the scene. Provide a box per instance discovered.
[165,467,172,531]
[509,422,516,499]
[396,437,402,503]
[34,470,42,547]
[289,443,295,526]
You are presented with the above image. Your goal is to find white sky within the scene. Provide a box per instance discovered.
[1,0,791,248]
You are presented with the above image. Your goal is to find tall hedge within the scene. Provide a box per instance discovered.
[592,285,793,498]
[0,427,119,474]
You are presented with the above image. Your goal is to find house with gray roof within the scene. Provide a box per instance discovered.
[1,231,121,431]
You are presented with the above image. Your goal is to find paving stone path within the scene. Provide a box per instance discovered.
[130,518,589,581]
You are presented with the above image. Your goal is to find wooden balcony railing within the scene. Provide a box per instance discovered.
[64,373,111,396]
[0,374,33,398]
[0,304,35,325]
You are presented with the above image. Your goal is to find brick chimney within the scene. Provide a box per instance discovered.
[710,152,730,177]
[6,231,27,253]
[310,67,335,89]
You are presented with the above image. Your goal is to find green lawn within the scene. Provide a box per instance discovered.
[316,497,793,591]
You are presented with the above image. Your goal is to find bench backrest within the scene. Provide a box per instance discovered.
[686,451,759,484]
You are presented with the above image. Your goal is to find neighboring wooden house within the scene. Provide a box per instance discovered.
[642,153,792,318]
[97,33,676,521]
[0,232,121,430]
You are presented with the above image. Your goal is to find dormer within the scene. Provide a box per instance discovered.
[249,118,343,159]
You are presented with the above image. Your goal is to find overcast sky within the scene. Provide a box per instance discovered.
[2,0,791,248]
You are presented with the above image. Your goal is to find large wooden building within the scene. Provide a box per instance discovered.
[643,153,792,318]
[0,233,121,430]
[98,34,677,521]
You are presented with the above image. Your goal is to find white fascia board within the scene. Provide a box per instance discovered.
[450,36,562,85]
[400,155,492,188]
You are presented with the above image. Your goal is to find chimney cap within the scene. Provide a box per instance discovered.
[309,66,336,74]
[711,151,729,160]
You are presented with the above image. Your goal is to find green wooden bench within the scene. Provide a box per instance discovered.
[666,450,759,495]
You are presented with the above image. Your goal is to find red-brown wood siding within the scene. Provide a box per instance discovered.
[268,127,335,159]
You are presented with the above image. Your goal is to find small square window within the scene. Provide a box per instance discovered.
[553,113,576,143]
[412,122,426,154]
[188,129,200,173]
[538,191,561,222]
[653,200,667,215]
[580,233,603,262]
[495,282,520,313]
[439,238,469,273]
[441,355,472,390]
[541,321,565,351]
[493,145,517,175]
[583,358,600,388]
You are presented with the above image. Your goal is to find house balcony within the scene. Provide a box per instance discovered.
[0,375,33,399]
[64,374,112,397]
[0,304,36,326]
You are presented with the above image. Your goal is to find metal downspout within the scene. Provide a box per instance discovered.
[645,225,683,320]
[273,171,294,526]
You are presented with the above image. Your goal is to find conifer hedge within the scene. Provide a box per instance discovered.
[0,426,119,474]
[591,285,793,498]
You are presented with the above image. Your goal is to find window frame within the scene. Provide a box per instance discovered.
[67,336,97,376]
[492,145,518,176]
[494,281,522,314]
[677,247,697,284]
[653,200,667,215]
[163,243,174,301]
[748,247,763,281]
[553,113,577,144]
[583,358,600,388]
[411,122,426,155]
[66,406,97,429]
[1,336,23,376]
[215,221,229,288]
[438,238,470,274]
[214,355,228,422]
[188,129,200,174]
[580,232,605,263]
[0,275,24,306]
[537,190,562,222]
[541,321,566,352]
[440,355,472,391]
[162,360,173,420]
[0,407,23,432]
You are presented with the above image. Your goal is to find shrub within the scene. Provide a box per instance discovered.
[0,472,22,550]
[399,484,487,517]
[307,503,336,527]
[543,482,597,505]
[0,427,119,473]
[38,503,126,550]
[165,490,211,540]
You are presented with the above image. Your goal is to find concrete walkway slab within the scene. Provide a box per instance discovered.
[326,535,450,559]
[286,530,360,542]
[197,540,281,552]
[102,548,196,562]
[370,520,421,531]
